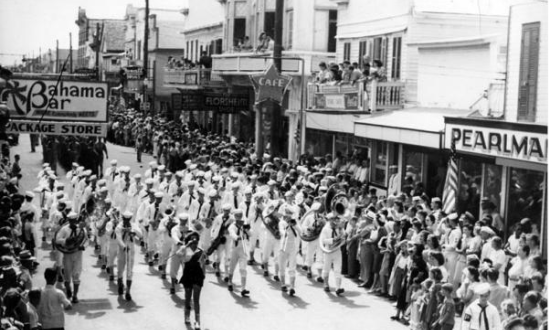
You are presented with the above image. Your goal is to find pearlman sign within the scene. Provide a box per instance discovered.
[445,122,547,164]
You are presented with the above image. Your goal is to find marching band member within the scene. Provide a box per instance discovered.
[158,206,177,279]
[65,162,79,197]
[127,173,144,214]
[105,207,121,282]
[20,191,41,255]
[73,170,91,213]
[196,171,209,190]
[266,180,279,201]
[144,161,159,180]
[145,191,166,266]
[104,159,119,198]
[95,196,112,270]
[261,200,282,280]
[113,167,131,212]
[155,165,167,189]
[80,175,98,210]
[278,205,301,296]
[210,204,233,280]
[116,211,143,301]
[241,190,263,265]
[195,190,218,255]
[189,188,207,222]
[227,209,251,297]
[158,171,173,196]
[169,213,191,294]
[168,171,185,199]
[177,181,197,214]
[49,199,67,282]
[223,182,242,212]
[136,190,154,250]
[320,213,346,295]
[300,202,324,281]
[55,211,88,303]
[180,231,205,330]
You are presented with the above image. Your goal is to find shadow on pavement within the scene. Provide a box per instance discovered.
[281,292,310,309]
[67,298,112,319]
[230,292,259,309]
[170,293,186,308]
[323,290,368,309]
[116,296,144,313]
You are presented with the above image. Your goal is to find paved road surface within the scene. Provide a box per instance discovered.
[14,136,407,330]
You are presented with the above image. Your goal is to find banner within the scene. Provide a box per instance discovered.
[314,93,359,110]
[6,120,107,137]
[0,78,108,122]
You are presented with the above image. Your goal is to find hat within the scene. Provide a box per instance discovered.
[43,163,50,168]
[447,213,459,221]
[25,191,34,199]
[177,213,189,220]
[149,161,158,167]
[122,211,133,219]
[222,203,232,211]
[474,282,491,295]
[480,226,496,236]
[431,197,441,203]
[99,187,108,194]
[104,198,112,204]
[231,182,241,190]
[158,165,166,171]
[366,211,377,222]
[208,190,218,198]
[67,212,78,220]
[412,196,421,202]
[441,283,454,292]
[134,174,142,179]
[145,178,155,185]
[19,250,35,261]
[520,217,532,225]
[176,171,184,178]
[190,164,198,170]
[110,160,118,166]
[319,186,328,192]
[196,171,205,177]
[97,179,107,186]
[284,191,293,198]
[268,180,277,186]
[243,187,253,195]
[184,232,200,244]
[233,209,243,217]
[197,188,206,195]
[311,202,321,212]
[211,176,221,182]
[154,192,164,199]
[187,181,196,188]
[231,172,239,178]
[56,191,64,198]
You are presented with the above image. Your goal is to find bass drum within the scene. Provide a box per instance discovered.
[52,222,87,254]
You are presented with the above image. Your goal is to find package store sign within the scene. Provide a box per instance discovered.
[6,120,107,137]
[0,79,108,122]
[445,124,548,164]
[314,93,359,110]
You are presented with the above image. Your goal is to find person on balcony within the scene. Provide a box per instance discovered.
[370,60,387,82]
[199,52,212,69]
[315,62,333,84]
[340,62,362,86]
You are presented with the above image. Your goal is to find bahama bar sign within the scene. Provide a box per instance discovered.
[445,122,547,164]
[0,79,108,122]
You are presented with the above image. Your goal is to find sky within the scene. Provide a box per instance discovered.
[0,0,188,66]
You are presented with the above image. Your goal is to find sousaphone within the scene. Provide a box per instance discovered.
[261,201,281,240]
[52,222,87,254]
[318,184,350,253]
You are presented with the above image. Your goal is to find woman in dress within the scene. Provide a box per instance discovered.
[180,232,206,330]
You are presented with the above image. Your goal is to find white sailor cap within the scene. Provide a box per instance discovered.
[196,171,205,177]
[42,163,50,168]
[67,212,78,220]
[268,180,277,186]
[72,162,79,167]
[164,171,173,177]
[474,282,491,295]
[84,170,92,176]
[145,178,155,185]
[154,192,164,199]
[187,181,197,187]
[243,187,253,195]
[122,211,133,219]
[197,188,206,195]
[208,190,218,198]
[175,171,184,178]
[134,174,142,179]
[233,209,243,217]
[149,161,158,168]
[158,165,166,171]
[104,198,112,204]
[99,187,109,194]
[97,179,107,186]
[211,176,222,182]
[184,160,192,166]
[177,213,189,221]
[480,226,496,236]
[231,182,241,190]
[25,191,35,199]
[110,160,118,166]
[230,172,239,178]
[55,191,64,198]
[311,202,321,211]
[222,203,232,211]
[284,191,293,198]
[190,164,198,170]
[49,174,57,180]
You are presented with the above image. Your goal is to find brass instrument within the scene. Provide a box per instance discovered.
[325,184,350,217]
[206,216,230,256]
[150,205,162,231]
[261,202,281,240]
[53,222,87,254]
[299,209,325,242]
[319,220,347,254]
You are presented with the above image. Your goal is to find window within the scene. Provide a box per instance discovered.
[111,58,117,65]
[195,40,199,61]
[372,37,388,65]
[457,159,482,218]
[343,42,351,62]
[391,37,402,79]
[402,150,424,194]
[234,18,247,46]
[186,41,189,58]
[264,12,276,38]
[371,141,388,186]
[517,22,540,122]
[506,168,544,236]
[137,41,141,60]
[328,10,337,52]
[190,40,194,61]
[286,10,293,50]
[358,41,367,67]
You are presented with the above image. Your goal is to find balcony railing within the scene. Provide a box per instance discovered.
[307,80,405,112]
[163,68,225,87]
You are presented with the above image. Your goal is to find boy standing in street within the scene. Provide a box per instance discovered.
[38,267,72,330]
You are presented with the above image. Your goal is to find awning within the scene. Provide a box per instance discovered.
[307,111,372,134]
[335,25,407,39]
[354,107,467,149]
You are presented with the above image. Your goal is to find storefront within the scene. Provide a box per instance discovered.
[444,117,547,242]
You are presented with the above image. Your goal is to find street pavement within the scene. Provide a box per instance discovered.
[13,135,408,330]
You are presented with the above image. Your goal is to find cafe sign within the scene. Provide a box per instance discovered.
[250,64,292,105]
[0,78,108,122]
[445,122,547,164]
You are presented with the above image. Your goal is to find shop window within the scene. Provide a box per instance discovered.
[506,168,544,235]
[371,141,388,186]
[457,160,482,219]
[482,164,503,213]
[402,150,424,196]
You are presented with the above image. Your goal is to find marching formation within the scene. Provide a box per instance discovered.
[17,129,547,330]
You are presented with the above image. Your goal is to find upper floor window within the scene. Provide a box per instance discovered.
[517,22,540,122]
[391,36,402,79]
[343,42,351,62]
[328,10,337,53]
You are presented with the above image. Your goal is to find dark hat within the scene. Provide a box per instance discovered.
[19,250,35,261]
[184,231,200,244]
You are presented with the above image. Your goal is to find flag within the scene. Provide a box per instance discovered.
[442,139,458,214]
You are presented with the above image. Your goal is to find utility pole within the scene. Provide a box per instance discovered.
[270,0,284,157]
[69,32,73,73]
[95,22,103,80]
[143,0,149,79]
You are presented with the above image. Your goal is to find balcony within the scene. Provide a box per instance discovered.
[163,68,225,89]
[307,80,405,112]
[212,50,337,77]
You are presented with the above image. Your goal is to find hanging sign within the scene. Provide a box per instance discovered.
[250,64,292,105]
[0,78,108,122]
[6,120,107,137]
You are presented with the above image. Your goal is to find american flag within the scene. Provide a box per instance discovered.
[442,139,458,214]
